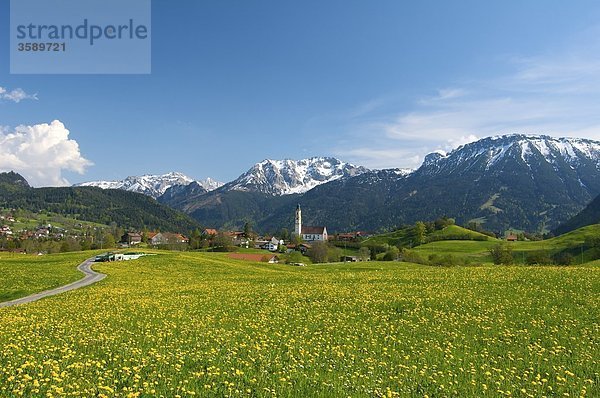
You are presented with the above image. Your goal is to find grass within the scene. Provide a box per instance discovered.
[425,224,494,241]
[414,224,600,264]
[0,251,98,302]
[0,251,597,397]
[362,227,414,247]
[363,225,495,248]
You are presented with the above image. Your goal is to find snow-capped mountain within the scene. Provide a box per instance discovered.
[171,134,600,233]
[383,133,600,232]
[223,157,369,196]
[419,134,600,176]
[199,177,224,192]
[74,172,223,199]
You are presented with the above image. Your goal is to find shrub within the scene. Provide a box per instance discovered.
[358,247,371,261]
[553,252,574,266]
[285,251,304,264]
[382,246,400,261]
[489,243,514,265]
[525,251,553,265]
[400,249,428,265]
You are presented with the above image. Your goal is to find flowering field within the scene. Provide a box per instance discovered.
[0,252,598,397]
[0,252,93,301]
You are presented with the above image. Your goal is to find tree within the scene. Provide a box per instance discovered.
[286,251,304,264]
[189,228,202,250]
[243,222,252,238]
[489,243,513,265]
[80,239,92,251]
[434,216,455,230]
[327,246,343,263]
[525,251,552,265]
[279,228,290,242]
[553,252,574,266]
[60,241,70,253]
[211,232,233,250]
[141,229,149,243]
[358,247,371,261]
[413,221,426,245]
[291,234,303,245]
[308,241,329,263]
[103,233,116,249]
[383,246,400,261]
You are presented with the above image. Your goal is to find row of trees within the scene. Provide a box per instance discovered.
[488,244,576,266]
[0,233,118,254]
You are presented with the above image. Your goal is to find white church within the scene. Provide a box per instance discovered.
[294,204,328,242]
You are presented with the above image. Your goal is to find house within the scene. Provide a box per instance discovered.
[202,228,218,237]
[232,237,250,248]
[0,225,12,236]
[336,233,356,241]
[166,233,188,244]
[228,253,280,264]
[296,243,312,254]
[34,228,50,238]
[293,204,328,242]
[506,233,518,242]
[335,231,373,241]
[227,231,245,239]
[149,232,189,245]
[267,237,283,252]
[121,232,142,246]
[341,255,360,262]
[254,239,269,249]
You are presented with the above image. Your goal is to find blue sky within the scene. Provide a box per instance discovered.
[2,1,600,186]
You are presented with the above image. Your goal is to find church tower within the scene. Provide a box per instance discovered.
[294,204,302,236]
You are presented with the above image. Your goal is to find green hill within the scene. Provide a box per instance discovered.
[425,225,494,242]
[363,224,494,248]
[413,224,600,264]
[0,172,201,233]
[361,226,414,247]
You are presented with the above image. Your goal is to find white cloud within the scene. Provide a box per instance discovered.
[330,31,600,170]
[340,147,423,170]
[0,86,38,103]
[0,120,92,187]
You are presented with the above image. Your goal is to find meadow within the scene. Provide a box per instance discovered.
[0,251,95,301]
[411,224,600,264]
[0,251,597,397]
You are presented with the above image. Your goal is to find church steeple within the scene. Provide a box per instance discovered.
[294,204,302,236]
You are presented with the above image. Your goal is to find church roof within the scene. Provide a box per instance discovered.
[301,226,326,234]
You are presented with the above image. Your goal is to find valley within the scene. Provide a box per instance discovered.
[0,249,597,397]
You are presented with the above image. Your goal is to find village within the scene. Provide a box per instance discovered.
[118,205,374,264]
[0,206,374,263]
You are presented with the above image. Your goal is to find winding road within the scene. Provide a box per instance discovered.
[0,258,106,308]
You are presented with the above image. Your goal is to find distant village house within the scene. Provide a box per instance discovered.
[121,232,142,246]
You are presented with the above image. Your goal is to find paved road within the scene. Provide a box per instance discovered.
[0,258,106,308]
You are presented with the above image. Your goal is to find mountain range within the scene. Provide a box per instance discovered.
[222,157,370,195]
[74,172,223,199]
[160,134,600,233]
[69,134,600,234]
